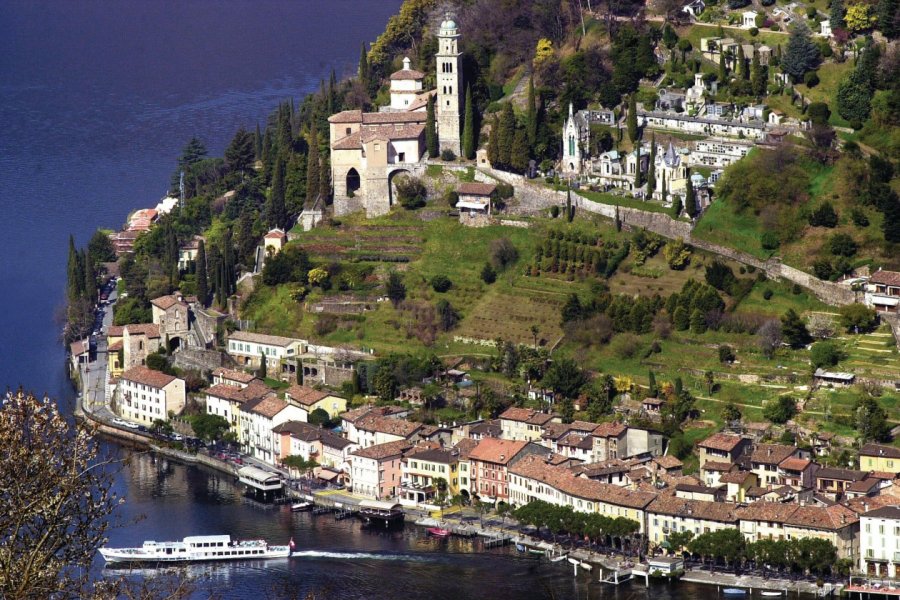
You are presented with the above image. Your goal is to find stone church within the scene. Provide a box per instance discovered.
[330,16,463,217]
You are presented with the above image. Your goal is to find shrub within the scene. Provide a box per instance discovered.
[719,345,736,363]
[806,5,817,18]
[838,303,878,333]
[764,395,797,424]
[480,263,497,284]
[810,340,844,368]
[763,289,774,300]
[749,27,759,36]
[445,190,459,207]
[394,175,427,209]
[761,231,780,250]
[851,208,869,227]
[489,237,519,270]
[792,284,802,295]
[440,148,456,161]
[813,259,833,280]
[611,333,641,359]
[804,71,820,87]
[829,233,857,257]
[809,202,838,227]
[430,274,452,293]
[550,205,560,218]
[760,0,774,5]
[807,102,831,125]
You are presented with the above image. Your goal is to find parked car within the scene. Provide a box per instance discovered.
[112,418,127,427]
[124,421,140,430]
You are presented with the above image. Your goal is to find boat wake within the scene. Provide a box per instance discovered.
[291,550,431,562]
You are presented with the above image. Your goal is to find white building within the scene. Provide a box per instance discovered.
[860,505,900,577]
[389,57,425,110]
[205,380,275,442]
[742,10,758,28]
[561,103,616,176]
[226,331,305,375]
[116,366,186,425]
[638,109,769,140]
[691,138,753,168]
[238,396,306,465]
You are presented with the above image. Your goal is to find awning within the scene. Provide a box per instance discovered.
[872,296,900,306]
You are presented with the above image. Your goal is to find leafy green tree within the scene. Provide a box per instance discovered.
[690,308,707,333]
[626,94,639,143]
[881,193,900,242]
[809,202,838,227]
[855,396,892,442]
[764,395,797,424]
[723,402,742,423]
[425,95,438,158]
[225,127,256,176]
[87,230,116,264]
[837,303,878,333]
[145,353,174,375]
[308,408,330,427]
[646,135,656,195]
[510,128,529,174]
[830,0,846,28]
[430,275,452,293]
[462,85,476,160]
[487,115,500,166]
[673,305,689,330]
[386,271,406,308]
[436,299,460,331]
[542,357,588,400]
[684,177,697,218]
[374,366,398,402]
[190,413,230,442]
[267,155,288,229]
[358,42,370,89]
[670,194,682,218]
[810,340,844,368]
[394,175,427,209]
[877,0,898,37]
[782,25,820,81]
[781,309,811,348]
[829,233,857,257]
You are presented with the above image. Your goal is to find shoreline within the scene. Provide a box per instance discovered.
[80,401,835,596]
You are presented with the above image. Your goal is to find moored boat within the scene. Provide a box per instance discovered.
[99,534,292,565]
[291,501,313,512]
[723,589,747,596]
[427,527,452,537]
[761,592,784,597]
[549,554,568,563]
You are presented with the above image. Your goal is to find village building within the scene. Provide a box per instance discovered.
[263,228,287,255]
[860,505,900,577]
[211,367,259,388]
[697,433,751,468]
[456,182,496,226]
[690,138,753,168]
[469,438,546,504]
[115,366,185,425]
[350,439,416,500]
[498,407,559,442]
[560,103,616,175]
[238,395,306,465]
[272,420,358,472]
[865,270,900,314]
[150,294,191,351]
[177,235,204,270]
[400,446,461,507]
[813,368,856,387]
[106,324,162,375]
[638,108,769,141]
[283,384,347,420]
[748,443,801,487]
[330,17,462,217]
[592,422,628,462]
[719,470,758,502]
[646,496,741,546]
[860,444,900,474]
[205,379,274,441]
[352,413,424,449]
[816,467,871,500]
[226,331,304,376]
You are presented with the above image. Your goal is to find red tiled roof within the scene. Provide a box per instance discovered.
[229,331,300,347]
[750,444,798,465]
[284,384,332,407]
[593,422,627,438]
[785,504,858,530]
[356,414,422,438]
[150,294,184,310]
[737,502,799,523]
[107,325,125,337]
[453,437,479,460]
[390,68,425,80]
[779,457,812,471]
[719,470,754,484]
[469,438,529,465]
[870,270,900,287]
[207,381,272,404]
[245,395,289,419]
[647,496,740,523]
[352,439,414,460]
[860,443,900,460]
[212,368,257,384]
[121,365,177,389]
[699,433,745,452]
[328,110,362,123]
[107,340,124,352]
[70,340,88,356]
[361,111,425,125]
[124,323,161,339]
[457,182,497,197]
[702,460,735,473]
[332,131,362,150]
[264,229,286,239]
[360,123,424,143]
[500,407,556,427]
[653,455,684,470]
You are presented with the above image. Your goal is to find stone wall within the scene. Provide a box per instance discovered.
[171,347,225,373]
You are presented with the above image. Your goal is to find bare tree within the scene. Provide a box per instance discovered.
[757,319,783,359]
[807,313,837,339]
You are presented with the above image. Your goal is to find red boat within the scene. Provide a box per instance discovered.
[427,527,452,538]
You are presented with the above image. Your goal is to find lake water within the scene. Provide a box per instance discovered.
[0,2,709,597]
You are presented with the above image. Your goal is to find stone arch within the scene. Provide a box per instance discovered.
[167,336,183,353]
[387,168,412,208]
[346,168,361,195]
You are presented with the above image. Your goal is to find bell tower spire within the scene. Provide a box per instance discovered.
[436,13,462,155]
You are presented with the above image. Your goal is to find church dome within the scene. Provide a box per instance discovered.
[440,13,458,32]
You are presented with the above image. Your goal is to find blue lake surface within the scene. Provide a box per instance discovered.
[0,2,711,597]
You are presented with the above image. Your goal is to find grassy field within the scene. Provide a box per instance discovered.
[576,189,675,215]
[692,199,772,260]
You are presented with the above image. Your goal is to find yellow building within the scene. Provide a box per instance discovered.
[719,470,757,502]
[859,443,900,474]
[106,325,125,378]
[646,496,741,547]
[401,447,460,506]
[284,384,347,420]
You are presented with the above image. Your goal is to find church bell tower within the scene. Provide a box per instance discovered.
[436,14,462,155]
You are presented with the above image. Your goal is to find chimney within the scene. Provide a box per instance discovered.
[864,502,869,513]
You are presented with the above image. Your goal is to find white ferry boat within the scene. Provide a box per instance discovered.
[99,534,293,564]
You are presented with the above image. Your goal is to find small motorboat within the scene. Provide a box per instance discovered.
[427,527,452,538]
[290,502,313,512]
[528,548,545,555]
[516,543,527,553]
[723,589,747,596]
[549,554,568,563]
[580,562,593,571]
[761,592,784,597]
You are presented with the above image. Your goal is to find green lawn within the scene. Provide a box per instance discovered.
[693,200,772,260]
[575,189,674,215]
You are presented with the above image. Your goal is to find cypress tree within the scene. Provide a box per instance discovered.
[306,124,320,205]
[425,95,438,158]
[510,127,529,174]
[751,49,765,96]
[196,240,208,307]
[674,306,689,330]
[646,135,656,197]
[82,249,96,304]
[526,76,537,147]
[830,0,846,29]
[268,155,287,229]
[648,370,658,397]
[328,69,337,115]
[634,146,643,190]
[255,122,262,160]
[661,172,668,203]
[319,154,331,202]
[690,308,707,333]
[684,176,698,218]
[626,94,639,143]
[487,115,500,166]
[462,84,476,160]
[719,53,727,83]
[277,102,292,154]
[565,188,574,223]
[498,103,516,168]
[67,235,81,302]
[671,194,682,219]
[258,352,268,379]
[738,45,748,80]
[358,43,369,86]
